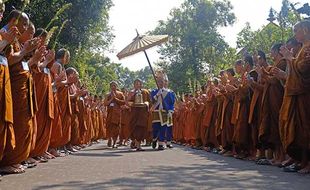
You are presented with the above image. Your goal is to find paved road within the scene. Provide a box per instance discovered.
[0,142,309,190]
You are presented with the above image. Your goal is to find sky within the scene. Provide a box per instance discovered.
[107,0,308,71]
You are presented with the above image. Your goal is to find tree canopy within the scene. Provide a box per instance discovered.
[152,0,236,93]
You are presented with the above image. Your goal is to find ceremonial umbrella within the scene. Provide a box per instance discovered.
[117,31,168,88]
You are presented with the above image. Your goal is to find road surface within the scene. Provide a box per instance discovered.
[0,142,309,190]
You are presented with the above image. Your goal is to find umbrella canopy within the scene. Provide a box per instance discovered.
[117,34,168,59]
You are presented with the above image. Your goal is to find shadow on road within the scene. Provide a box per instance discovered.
[72,146,156,158]
[33,145,310,190]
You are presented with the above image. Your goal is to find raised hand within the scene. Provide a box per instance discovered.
[0,26,19,44]
[280,45,293,62]
[44,49,55,64]
[270,67,287,80]
[22,38,41,54]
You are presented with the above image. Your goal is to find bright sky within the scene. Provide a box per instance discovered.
[107,0,308,71]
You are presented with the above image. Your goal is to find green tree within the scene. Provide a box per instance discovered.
[3,0,122,95]
[152,0,235,92]
[236,0,300,55]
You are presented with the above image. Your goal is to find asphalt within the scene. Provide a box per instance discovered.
[0,142,309,190]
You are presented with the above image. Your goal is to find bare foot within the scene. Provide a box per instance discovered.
[298,163,310,174]
[0,164,25,174]
[281,158,294,167]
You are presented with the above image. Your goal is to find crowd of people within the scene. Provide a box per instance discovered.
[0,3,175,176]
[0,5,116,175]
[0,1,310,179]
[172,19,310,174]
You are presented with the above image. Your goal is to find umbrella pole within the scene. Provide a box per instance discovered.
[143,50,159,88]
[143,50,169,112]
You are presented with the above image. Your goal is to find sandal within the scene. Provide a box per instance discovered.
[256,159,271,165]
[136,148,145,151]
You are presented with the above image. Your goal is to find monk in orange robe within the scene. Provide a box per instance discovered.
[66,67,83,151]
[204,82,219,152]
[247,51,268,161]
[272,38,302,168]
[53,49,73,150]
[0,3,17,172]
[183,96,196,146]
[258,45,287,165]
[231,58,255,159]
[127,79,150,151]
[30,29,56,161]
[0,10,42,173]
[278,20,310,174]
[190,92,204,148]
[104,81,125,148]
[219,69,238,156]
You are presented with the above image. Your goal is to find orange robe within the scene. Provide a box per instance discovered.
[259,61,286,149]
[280,42,310,160]
[49,93,63,148]
[128,89,150,141]
[248,79,263,149]
[0,43,36,166]
[0,60,15,161]
[30,67,54,157]
[231,84,252,150]
[77,97,87,144]
[56,85,72,146]
[220,92,234,150]
[204,96,219,148]
[183,103,195,142]
[194,101,205,146]
[120,105,131,141]
[105,91,125,139]
[70,97,80,145]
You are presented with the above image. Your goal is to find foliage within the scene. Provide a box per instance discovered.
[152,0,236,92]
[236,0,300,55]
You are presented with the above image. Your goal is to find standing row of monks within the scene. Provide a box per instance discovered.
[173,20,310,174]
[0,7,111,175]
[0,7,175,176]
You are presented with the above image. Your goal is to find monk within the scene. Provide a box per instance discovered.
[258,44,287,166]
[183,95,196,146]
[0,10,42,173]
[247,51,268,161]
[66,67,83,151]
[128,79,150,151]
[272,38,302,170]
[278,20,310,174]
[97,96,107,141]
[53,49,74,152]
[219,69,237,156]
[0,3,18,174]
[203,81,219,152]
[193,92,205,148]
[231,58,255,159]
[104,81,125,148]
[119,88,131,146]
[30,29,56,162]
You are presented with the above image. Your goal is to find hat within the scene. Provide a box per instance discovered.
[155,70,168,82]
[110,81,118,86]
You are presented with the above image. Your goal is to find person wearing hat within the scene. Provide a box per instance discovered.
[150,71,175,150]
